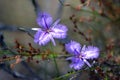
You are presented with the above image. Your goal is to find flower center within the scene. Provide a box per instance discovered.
[76,54,83,59]
[46,29,52,33]
[79,55,83,58]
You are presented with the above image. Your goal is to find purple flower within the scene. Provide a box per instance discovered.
[32,12,68,46]
[65,41,99,70]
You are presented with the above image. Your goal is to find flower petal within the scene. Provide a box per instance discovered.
[48,34,56,46]
[81,45,99,59]
[31,28,40,31]
[52,19,60,28]
[70,58,84,70]
[65,41,81,55]
[83,58,91,67]
[34,29,42,43]
[37,12,53,29]
[51,24,68,39]
[34,30,51,46]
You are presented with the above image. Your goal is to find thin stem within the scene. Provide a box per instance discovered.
[69,5,112,20]
[58,0,64,6]
[53,70,82,80]
[50,43,60,77]
[31,0,40,15]
[17,27,34,38]
[53,54,59,76]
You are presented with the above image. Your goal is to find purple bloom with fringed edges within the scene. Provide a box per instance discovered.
[32,12,68,46]
[65,41,99,70]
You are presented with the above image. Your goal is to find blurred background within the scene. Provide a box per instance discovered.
[0,0,120,80]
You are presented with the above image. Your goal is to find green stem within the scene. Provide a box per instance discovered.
[53,53,59,76]
[53,70,79,80]
[50,43,60,76]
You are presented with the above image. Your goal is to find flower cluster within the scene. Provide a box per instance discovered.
[33,12,100,70]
